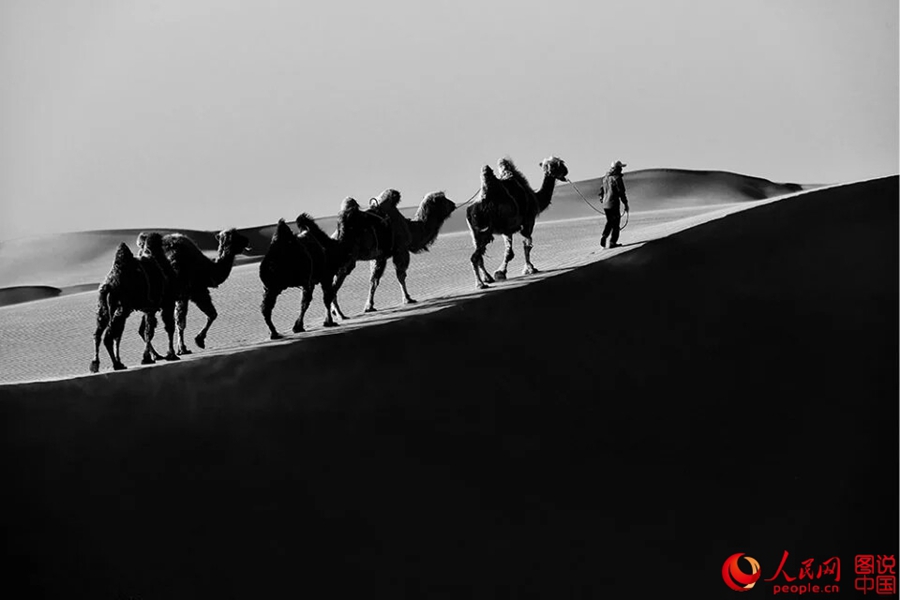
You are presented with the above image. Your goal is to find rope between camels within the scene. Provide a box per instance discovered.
[565,178,629,231]
[451,187,482,212]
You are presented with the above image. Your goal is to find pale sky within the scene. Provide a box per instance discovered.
[1,0,897,241]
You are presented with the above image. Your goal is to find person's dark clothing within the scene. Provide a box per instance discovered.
[599,171,628,211]
[602,208,621,246]
[599,169,628,246]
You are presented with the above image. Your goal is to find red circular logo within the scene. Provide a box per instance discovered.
[722,553,761,592]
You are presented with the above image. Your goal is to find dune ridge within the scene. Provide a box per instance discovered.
[0,168,812,306]
[0,175,894,596]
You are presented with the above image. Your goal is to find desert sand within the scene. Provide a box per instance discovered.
[0,169,809,384]
[0,171,896,597]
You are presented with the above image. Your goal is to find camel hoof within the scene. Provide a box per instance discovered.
[89,360,100,374]
[323,321,339,328]
[177,348,192,356]
[164,353,180,362]
[524,266,538,275]
[405,298,418,305]
[269,332,283,340]
[364,306,376,313]
[476,282,489,290]
[194,335,206,349]
[292,324,305,334]
[141,357,155,365]
[113,363,127,371]
[493,270,507,281]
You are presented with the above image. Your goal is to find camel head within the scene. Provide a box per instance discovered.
[136,231,165,259]
[217,228,252,256]
[539,156,568,182]
[415,191,457,223]
[373,188,401,210]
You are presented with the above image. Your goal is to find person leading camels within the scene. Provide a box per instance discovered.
[598,159,629,248]
[466,156,568,289]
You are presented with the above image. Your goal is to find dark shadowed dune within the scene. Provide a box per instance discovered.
[0,176,895,597]
[0,169,810,306]
[0,228,218,291]
[0,285,62,305]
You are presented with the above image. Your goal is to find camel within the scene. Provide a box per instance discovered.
[465,156,568,288]
[259,214,348,338]
[148,229,251,355]
[330,189,456,315]
[90,232,177,373]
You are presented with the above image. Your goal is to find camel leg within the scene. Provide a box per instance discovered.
[160,300,179,361]
[470,245,490,289]
[293,285,313,333]
[393,250,415,305]
[191,289,217,349]
[175,299,192,355]
[103,301,128,371]
[140,311,158,365]
[90,294,110,373]
[493,235,514,281]
[261,286,284,340]
[470,232,494,289]
[475,234,495,284]
[138,313,166,361]
[331,262,355,320]
[321,279,339,328]
[522,234,538,275]
[364,258,388,313]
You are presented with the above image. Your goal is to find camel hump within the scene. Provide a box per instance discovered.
[374,189,401,210]
[498,157,531,189]
[295,213,315,231]
[113,242,134,265]
[272,219,294,242]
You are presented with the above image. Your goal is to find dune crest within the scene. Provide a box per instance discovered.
[0,168,810,307]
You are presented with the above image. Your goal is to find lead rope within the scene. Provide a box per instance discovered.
[565,178,629,231]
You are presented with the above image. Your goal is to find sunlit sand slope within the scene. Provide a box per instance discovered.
[0,168,809,305]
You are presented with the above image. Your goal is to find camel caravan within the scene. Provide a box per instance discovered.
[90,155,569,372]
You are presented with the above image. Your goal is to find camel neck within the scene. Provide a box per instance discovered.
[408,208,448,253]
[537,174,557,213]
[209,246,238,286]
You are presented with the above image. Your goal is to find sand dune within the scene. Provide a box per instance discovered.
[0,169,811,306]
[0,203,741,384]
[0,175,894,596]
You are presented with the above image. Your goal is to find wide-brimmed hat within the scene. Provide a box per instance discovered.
[611,160,627,169]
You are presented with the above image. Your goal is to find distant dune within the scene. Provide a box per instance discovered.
[0,168,811,307]
[0,175,894,596]
[0,285,62,305]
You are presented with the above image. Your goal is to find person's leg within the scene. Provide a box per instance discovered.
[601,209,615,246]
[609,210,622,246]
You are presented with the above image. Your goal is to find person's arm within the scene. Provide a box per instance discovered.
[618,176,629,211]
